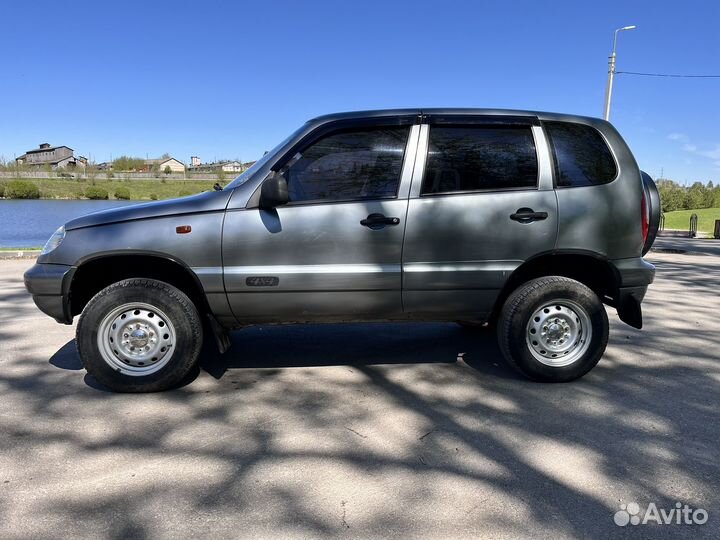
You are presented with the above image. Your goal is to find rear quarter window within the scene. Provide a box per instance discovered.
[545,122,617,187]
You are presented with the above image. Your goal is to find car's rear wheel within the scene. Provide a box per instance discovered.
[497,276,609,382]
[76,278,203,392]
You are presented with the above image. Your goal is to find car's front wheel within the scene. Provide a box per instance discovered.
[497,276,609,382]
[76,278,203,392]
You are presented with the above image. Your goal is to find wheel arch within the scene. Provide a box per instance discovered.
[490,251,621,323]
[69,252,209,318]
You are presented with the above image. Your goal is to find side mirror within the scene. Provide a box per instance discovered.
[259,172,289,209]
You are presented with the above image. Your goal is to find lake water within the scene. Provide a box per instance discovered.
[0,200,140,247]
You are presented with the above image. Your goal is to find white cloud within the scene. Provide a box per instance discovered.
[697,145,720,160]
[669,135,720,170]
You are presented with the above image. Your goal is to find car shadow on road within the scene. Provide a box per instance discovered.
[49,322,519,390]
[200,322,516,380]
[49,340,83,370]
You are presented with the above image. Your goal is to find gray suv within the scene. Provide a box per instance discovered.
[24,109,660,392]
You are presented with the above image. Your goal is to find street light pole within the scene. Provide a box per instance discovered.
[603,25,636,121]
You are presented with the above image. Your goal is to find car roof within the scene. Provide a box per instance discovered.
[308,108,605,127]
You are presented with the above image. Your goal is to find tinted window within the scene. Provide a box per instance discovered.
[283,127,409,203]
[421,126,538,195]
[545,122,617,187]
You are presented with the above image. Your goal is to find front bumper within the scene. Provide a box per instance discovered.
[24,263,75,324]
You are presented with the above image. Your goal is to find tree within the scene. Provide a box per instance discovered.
[704,181,715,208]
[112,156,145,171]
[164,165,172,175]
[686,182,708,210]
[657,179,686,212]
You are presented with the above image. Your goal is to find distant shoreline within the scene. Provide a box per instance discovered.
[0,177,218,201]
[1,197,150,201]
[0,248,41,259]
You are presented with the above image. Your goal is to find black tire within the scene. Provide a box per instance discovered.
[497,277,609,382]
[76,278,203,392]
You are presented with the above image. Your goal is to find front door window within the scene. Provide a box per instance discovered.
[283,127,410,203]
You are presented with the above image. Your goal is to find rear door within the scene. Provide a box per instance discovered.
[222,120,419,323]
[401,116,558,318]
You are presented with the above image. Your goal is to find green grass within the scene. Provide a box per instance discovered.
[663,208,720,234]
[1,178,218,201]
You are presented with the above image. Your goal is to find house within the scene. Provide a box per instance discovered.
[143,157,185,173]
[188,159,250,173]
[16,143,87,169]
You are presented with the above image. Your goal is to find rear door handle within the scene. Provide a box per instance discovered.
[510,208,549,223]
[360,213,400,230]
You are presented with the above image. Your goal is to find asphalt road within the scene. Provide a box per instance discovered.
[0,238,718,539]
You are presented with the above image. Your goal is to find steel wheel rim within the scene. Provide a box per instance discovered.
[525,299,592,367]
[96,302,176,376]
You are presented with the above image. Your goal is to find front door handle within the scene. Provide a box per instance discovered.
[510,208,549,223]
[360,213,400,230]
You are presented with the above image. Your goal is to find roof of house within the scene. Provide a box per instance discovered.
[16,155,81,165]
[188,160,246,169]
[25,145,73,155]
[145,157,184,165]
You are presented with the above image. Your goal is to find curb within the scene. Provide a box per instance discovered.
[658,229,712,239]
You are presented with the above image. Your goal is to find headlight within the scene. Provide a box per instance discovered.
[41,226,66,255]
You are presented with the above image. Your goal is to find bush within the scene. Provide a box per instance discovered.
[85,187,109,200]
[6,180,40,199]
[114,187,131,200]
[0,181,6,198]
[150,193,158,200]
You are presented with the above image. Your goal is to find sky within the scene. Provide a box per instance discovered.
[0,0,718,184]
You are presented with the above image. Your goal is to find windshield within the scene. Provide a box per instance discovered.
[224,126,304,190]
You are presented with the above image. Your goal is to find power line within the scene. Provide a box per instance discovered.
[617,71,720,78]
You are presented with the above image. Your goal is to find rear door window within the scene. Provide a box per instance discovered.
[545,122,617,187]
[421,126,538,195]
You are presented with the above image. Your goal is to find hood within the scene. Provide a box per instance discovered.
[64,190,233,231]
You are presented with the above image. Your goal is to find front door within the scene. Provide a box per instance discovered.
[223,123,419,323]
[401,119,559,318]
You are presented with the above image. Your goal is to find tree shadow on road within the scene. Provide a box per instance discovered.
[1,250,719,539]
